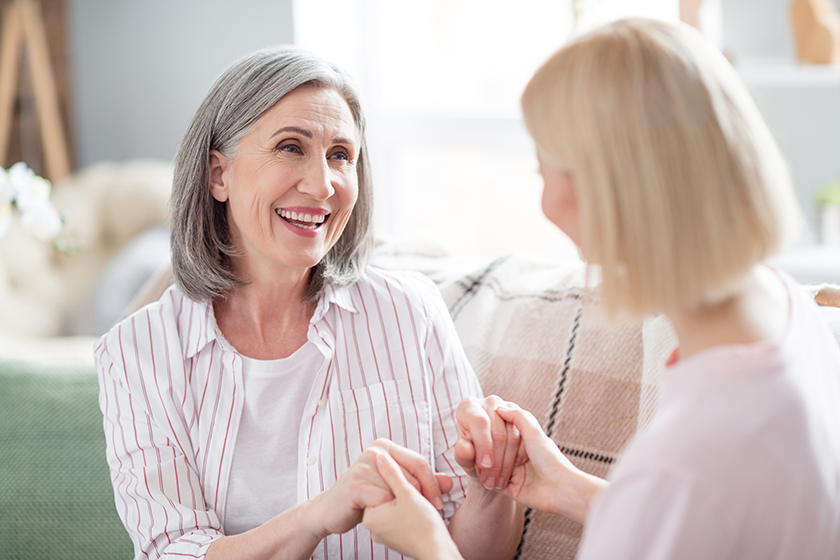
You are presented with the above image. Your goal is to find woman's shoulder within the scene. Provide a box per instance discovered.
[359,266,441,298]
[335,266,448,328]
[96,285,209,359]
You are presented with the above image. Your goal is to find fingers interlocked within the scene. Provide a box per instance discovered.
[455,395,524,491]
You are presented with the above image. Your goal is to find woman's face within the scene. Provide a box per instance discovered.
[538,153,581,248]
[209,85,359,278]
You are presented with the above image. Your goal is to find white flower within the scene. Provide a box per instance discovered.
[21,200,62,241]
[0,162,64,242]
[9,162,52,212]
[0,167,13,204]
[0,201,11,239]
[0,168,12,239]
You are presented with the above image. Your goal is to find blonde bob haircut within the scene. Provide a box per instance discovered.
[522,18,801,317]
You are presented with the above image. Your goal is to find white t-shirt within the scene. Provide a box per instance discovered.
[224,341,324,536]
[578,272,840,560]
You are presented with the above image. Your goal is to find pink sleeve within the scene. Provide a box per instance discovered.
[578,470,732,560]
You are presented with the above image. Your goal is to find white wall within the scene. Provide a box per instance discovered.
[722,0,794,60]
[723,0,840,239]
[66,0,295,166]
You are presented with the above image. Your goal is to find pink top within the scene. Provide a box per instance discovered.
[578,272,840,560]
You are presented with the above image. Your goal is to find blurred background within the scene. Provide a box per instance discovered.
[1,0,839,342]
[7,0,840,256]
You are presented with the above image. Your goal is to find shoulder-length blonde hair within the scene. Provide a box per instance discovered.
[522,18,801,316]
[170,46,373,303]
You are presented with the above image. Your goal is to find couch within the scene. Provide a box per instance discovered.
[0,244,665,560]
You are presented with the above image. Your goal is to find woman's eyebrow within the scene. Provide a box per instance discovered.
[270,127,354,146]
[270,126,312,139]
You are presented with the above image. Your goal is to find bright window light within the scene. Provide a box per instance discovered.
[295,1,679,259]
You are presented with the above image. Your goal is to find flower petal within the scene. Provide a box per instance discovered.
[0,202,11,238]
[8,161,35,196]
[21,201,62,241]
[0,168,13,204]
[15,175,52,212]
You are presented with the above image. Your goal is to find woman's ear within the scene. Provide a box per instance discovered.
[209,149,230,202]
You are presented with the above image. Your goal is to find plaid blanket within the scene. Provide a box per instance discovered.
[373,246,677,559]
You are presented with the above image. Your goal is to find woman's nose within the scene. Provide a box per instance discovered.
[297,158,335,200]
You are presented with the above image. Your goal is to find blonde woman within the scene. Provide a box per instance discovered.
[361,18,840,560]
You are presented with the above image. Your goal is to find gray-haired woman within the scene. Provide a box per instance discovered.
[94,46,522,560]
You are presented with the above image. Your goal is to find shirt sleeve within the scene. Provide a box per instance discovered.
[577,470,733,560]
[95,322,224,559]
[417,275,485,522]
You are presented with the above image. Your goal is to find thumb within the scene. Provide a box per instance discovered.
[495,405,547,442]
[435,473,454,495]
[375,452,420,501]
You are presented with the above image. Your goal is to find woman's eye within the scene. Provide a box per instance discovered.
[330,150,350,161]
[278,143,301,154]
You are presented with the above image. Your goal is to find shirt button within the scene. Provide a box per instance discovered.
[317,330,328,339]
[306,456,317,466]
[318,398,327,409]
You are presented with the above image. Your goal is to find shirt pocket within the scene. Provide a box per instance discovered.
[338,378,430,461]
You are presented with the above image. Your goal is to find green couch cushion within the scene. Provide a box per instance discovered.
[0,358,134,559]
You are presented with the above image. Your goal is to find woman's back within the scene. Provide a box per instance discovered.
[578,272,840,559]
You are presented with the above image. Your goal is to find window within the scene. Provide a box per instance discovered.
[295,0,679,259]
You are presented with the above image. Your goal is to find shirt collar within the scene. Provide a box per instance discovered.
[181,294,220,359]
[181,282,360,359]
[313,282,359,323]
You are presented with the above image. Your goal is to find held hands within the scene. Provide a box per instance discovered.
[493,404,605,523]
[309,438,453,538]
[456,397,606,524]
[454,396,525,491]
[363,453,464,560]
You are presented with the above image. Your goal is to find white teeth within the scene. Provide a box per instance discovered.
[277,209,327,225]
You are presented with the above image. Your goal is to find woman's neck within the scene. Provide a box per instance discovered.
[213,266,317,360]
[664,266,789,363]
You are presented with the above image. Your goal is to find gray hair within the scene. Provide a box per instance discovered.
[170,46,373,302]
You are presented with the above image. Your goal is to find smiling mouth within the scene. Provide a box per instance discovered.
[276,209,329,230]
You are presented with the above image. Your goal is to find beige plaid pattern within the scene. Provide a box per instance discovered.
[437,255,676,559]
[374,249,676,559]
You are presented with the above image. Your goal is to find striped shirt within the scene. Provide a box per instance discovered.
[95,267,483,560]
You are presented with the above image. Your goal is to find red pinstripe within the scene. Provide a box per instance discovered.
[349,311,377,446]
[120,321,158,558]
[370,279,409,446]
[385,278,418,447]
[157,309,187,537]
[214,370,237,513]
[355,283,394,440]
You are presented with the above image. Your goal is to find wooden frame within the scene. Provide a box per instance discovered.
[0,0,70,181]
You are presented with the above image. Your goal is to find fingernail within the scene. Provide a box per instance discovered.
[480,455,492,468]
[377,454,390,466]
[496,478,506,490]
[515,456,524,466]
[483,477,496,490]
[434,496,444,509]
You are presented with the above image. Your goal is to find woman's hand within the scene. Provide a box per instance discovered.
[454,396,525,491]
[494,404,607,524]
[363,452,464,560]
[308,438,453,538]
